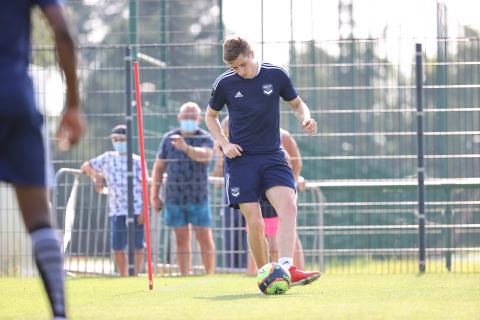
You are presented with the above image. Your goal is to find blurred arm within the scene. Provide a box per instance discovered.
[42,4,78,108]
[42,4,84,148]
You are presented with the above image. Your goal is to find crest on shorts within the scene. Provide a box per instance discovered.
[262,84,273,96]
[231,187,240,197]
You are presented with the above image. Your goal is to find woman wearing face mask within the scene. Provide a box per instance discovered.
[150,102,216,276]
[81,124,146,276]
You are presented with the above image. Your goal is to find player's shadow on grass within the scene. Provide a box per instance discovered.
[196,292,305,301]
[195,293,260,301]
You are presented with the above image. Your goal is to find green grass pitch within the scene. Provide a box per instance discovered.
[1,273,479,319]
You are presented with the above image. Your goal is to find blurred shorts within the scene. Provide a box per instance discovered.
[110,215,145,251]
[163,200,212,228]
[246,216,279,237]
[0,113,45,186]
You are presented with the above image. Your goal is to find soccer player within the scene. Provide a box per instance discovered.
[0,1,84,319]
[205,35,320,286]
[212,116,306,275]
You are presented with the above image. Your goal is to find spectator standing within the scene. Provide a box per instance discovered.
[150,102,216,275]
[81,125,145,276]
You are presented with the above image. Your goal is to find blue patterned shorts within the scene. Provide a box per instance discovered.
[163,200,212,228]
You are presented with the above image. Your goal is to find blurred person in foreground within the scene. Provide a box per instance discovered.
[81,125,145,276]
[205,35,320,286]
[211,116,306,275]
[150,102,216,275]
[0,1,84,319]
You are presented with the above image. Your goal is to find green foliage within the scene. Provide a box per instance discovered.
[288,40,412,180]
[423,27,480,178]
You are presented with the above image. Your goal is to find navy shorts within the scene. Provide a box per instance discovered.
[163,200,212,228]
[110,215,145,251]
[224,152,296,208]
[0,112,45,186]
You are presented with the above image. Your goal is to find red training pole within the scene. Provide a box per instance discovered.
[133,61,154,290]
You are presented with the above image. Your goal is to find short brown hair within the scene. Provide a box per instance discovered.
[223,35,251,62]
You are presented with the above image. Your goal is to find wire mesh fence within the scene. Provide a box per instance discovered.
[1,38,479,276]
[50,170,325,276]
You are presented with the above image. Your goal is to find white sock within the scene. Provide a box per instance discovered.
[278,257,293,269]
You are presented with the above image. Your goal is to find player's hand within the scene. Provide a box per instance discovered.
[56,107,85,151]
[136,212,145,225]
[221,142,243,159]
[150,195,164,213]
[296,176,307,192]
[170,134,188,152]
[302,118,317,135]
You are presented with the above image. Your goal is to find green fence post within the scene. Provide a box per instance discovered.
[159,0,167,109]
[444,187,453,271]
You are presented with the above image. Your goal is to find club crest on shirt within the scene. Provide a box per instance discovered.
[262,84,273,96]
[231,187,240,197]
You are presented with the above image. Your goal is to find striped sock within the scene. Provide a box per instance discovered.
[31,227,66,318]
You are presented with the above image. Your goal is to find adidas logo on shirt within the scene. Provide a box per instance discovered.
[234,91,244,98]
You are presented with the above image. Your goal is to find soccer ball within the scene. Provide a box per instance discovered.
[256,262,292,295]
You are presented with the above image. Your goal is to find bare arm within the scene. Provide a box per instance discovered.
[187,145,213,164]
[150,159,167,199]
[288,97,317,135]
[281,131,302,180]
[42,4,84,149]
[211,146,225,177]
[171,136,214,164]
[205,107,229,148]
[205,106,243,158]
[80,161,99,179]
[80,161,103,192]
[150,159,167,212]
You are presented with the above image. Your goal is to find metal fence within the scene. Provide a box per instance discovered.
[49,170,479,276]
[1,38,479,276]
[51,169,324,276]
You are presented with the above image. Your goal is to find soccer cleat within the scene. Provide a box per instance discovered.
[289,266,321,286]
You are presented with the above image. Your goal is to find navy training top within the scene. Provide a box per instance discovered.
[208,62,298,154]
[0,0,61,117]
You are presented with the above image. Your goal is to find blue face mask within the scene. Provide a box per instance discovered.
[180,119,198,132]
[113,141,127,154]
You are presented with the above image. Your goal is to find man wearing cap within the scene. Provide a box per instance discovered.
[150,102,216,276]
[80,124,145,276]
